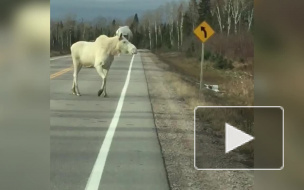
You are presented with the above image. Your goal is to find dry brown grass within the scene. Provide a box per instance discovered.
[181,32,254,63]
[164,72,213,108]
[222,76,254,106]
[157,52,254,106]
[153,51,254,159]
[195,107,254,159]
[208,32,254,62]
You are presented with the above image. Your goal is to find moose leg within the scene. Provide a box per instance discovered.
[95,65,108,97]
[103,73,108,97]
[71,58,77,95]
[72,58,82,96]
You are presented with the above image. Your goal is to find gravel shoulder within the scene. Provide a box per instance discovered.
[141,52,254,190]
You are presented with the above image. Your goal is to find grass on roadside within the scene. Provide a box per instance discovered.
[152,51,254,161]
[156,52,254,106]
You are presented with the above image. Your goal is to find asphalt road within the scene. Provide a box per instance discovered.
[50,52,169,190]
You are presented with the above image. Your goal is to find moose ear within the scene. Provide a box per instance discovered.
[119,33,123,40]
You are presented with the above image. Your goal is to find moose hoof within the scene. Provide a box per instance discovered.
[98,89,103,97]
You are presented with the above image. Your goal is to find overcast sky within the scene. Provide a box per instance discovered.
[51,0,179,21]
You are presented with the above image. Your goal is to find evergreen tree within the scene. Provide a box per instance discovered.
[188,0,199,30]
[197,0,212,23]
[183,12,192,36]
[133,14,139,28]
[131,13,140,46]
[111,19,116,35]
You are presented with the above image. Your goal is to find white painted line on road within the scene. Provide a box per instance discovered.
[50,55,70,61]
[85,55,135,190]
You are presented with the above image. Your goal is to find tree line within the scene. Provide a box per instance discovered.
[51,0,253,60]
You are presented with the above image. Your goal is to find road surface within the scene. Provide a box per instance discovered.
[50,52,169,190]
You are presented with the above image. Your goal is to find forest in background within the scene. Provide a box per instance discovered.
[51,0,255,144]
[50,0,254,63]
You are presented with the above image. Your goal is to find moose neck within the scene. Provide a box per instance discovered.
[108,36,120,56]
[95,35,120,56]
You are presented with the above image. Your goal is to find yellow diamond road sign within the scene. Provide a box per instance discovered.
[194,21,215,43]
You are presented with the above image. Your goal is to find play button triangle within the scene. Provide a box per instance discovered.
[225,123,254,154]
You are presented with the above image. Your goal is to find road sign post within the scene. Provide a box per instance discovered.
[200,43,204,91]
[194,21,215,94]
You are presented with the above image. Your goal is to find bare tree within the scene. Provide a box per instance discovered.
[114,19,123,29]
[231,0,246,34]
[177,3,184,50]
[180,0,188,47]
[176,19,180,50]
[149,26,152,50]
[180,12,184,47]
[124,15,134,26]
[58,22,63,50]
[50,20,56,47]
[169,2,180,48]
[157,6,165,45]
[79,18,85,40]
[224,0,232,36]
[63,14,76,48]
[159,25,162,44]
[164,2,174,47]
[142,11,153,50]
[247,8,253,31]
[214,0,232,34]
[214,1,224,33]
[188,0,199,30]
[83,25,88,40]
[154,7,163,49]
[93,16,108,36]
[154,11,158,48]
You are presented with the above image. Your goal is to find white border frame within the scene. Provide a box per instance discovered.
[194,106,284,171]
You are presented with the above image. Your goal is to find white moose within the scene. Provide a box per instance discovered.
[70,34,137,97]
